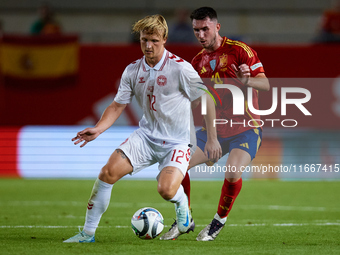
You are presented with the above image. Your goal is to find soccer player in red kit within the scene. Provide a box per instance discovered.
[160,7,270,241]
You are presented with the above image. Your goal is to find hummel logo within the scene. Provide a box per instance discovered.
[139,77,145,83]
[87,203,94,210]
[239,143,249,149]
[200,66,207,74]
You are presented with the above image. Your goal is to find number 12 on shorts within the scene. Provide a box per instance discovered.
[171,149,190,164]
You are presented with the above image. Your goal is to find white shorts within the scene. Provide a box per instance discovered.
[118,129,191,176]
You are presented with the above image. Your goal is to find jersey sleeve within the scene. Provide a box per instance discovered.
[191,51,202,73]
[239,45,265,77]
[179,63,206,102]
[114,66,134,104]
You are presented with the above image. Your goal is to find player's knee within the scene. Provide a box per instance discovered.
[226,158,242,169]
[226,177,241,183]
[225,166,243,182]
[157,184,176,201]
[225,169,242,182]
[99,164,120,184]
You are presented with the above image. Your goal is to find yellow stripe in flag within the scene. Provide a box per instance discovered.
[0,42,78,78]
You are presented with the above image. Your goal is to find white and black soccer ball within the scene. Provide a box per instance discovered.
[131,207,164,239]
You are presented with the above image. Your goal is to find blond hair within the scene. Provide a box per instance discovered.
[132,14,168,39]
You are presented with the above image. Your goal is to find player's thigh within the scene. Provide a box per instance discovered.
[188,146,209,169]
[189,128,220,168]
[225,128,262,181]
[157,143,190,197]
[119,129,157,175]
[225,148,252,181]
[157,166,185,200]
[226,148,252,168]
[229,128,262,161]
[158,143,191,176]
[99,149,133,184]
[223,128,262,181]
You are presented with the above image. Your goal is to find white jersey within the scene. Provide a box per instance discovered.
[114,49,206,144]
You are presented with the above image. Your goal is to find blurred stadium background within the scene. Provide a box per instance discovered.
[0,0,336,44]
[0,0,339,180]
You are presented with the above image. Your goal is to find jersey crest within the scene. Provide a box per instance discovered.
[156,75,167,86]
[219,53,228,72]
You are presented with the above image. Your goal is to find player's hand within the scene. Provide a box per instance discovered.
[204,138,222,163]
[231,64,250,85]
[72,127,101,148]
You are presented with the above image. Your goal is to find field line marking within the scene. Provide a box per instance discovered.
[2,201,340,212]
[1,222,339,229]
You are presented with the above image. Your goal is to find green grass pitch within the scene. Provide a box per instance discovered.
[0,179,339,255]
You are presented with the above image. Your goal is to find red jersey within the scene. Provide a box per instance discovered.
[191,37,265,138]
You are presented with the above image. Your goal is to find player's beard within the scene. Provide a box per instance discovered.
[204,34,217,51]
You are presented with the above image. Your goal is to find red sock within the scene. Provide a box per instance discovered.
[182,172,191,208]
[217,178,242,218]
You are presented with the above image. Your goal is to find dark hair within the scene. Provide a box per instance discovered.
[190,7,218,21]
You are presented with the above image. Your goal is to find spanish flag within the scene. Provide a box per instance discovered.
[0,34,78,87]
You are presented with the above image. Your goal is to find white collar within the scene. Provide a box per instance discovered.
[144,49,167,71]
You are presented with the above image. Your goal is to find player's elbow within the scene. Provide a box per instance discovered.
[191,97,201,109]
[263,82,270,91]
[258,79,270,91]
[254,74,270,91]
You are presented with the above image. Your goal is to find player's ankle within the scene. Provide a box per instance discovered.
[214,213,227,224]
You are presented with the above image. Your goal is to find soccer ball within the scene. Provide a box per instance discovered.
[131,207,164,239]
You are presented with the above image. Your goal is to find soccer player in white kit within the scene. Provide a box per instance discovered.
[64,14,221,243]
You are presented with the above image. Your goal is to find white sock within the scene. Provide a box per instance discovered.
[169,185,187,207]
[83,178,113,235]
[214,213,227,225]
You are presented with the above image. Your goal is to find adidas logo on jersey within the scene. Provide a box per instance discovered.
[200,66,207,74]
